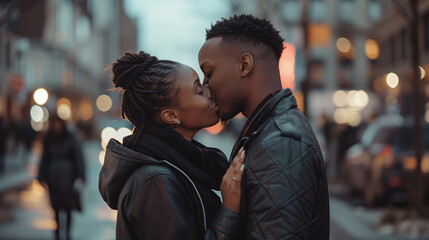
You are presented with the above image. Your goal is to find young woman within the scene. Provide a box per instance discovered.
[99,51,244,239]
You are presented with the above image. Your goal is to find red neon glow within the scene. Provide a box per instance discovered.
[279,42,296,91]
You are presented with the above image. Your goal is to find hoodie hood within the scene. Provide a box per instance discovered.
[99,139,161,210]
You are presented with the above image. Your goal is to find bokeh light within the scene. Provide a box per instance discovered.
[57,98,71,108]
[33,88,49,105]
[334,108,348,124]
[334,108,362,126]
[96,95,113,112]
[30,105,44,122]
[31,120,44,132]
[101,127,116,144]
[354,90,369,108]
[420,66,426,79]
[117,127,132,143]
[365,39,379,60]
[79,101,94,120]
[99,150,106,165]
[346,90,358,107]
[336,37,352,53]
[333,90,347,107]
[57,104,72,120]
[386,72,399,88]
[42,106,49,122]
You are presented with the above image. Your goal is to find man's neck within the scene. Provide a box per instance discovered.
[242,82,282,118]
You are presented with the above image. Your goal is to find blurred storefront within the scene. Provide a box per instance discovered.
[229,0,383,125]
[0,0,137,174]
[372,1,429,120]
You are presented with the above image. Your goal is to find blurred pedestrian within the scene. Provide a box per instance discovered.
[37,114,85,240]
[318,113,334,147]
[99,51,245,239]
[336,123,359,177]
[198,14,330,239]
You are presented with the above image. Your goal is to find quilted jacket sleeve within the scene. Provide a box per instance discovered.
[244,137,319,239]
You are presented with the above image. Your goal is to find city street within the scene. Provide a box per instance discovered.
[0,132,428,240]
[1,0,429,239]
[0,141,116,240]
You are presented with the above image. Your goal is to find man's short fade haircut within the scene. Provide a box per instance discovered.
[206,14,285,60]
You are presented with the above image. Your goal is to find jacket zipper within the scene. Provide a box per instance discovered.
[162,160,207,231]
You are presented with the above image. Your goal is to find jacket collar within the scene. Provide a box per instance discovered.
[229,88,297,160]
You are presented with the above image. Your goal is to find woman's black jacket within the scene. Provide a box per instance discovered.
[99,139,240,239]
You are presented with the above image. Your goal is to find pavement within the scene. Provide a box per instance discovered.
[0,137,429,240]
[0,144,36,194]
[0,140,116,240]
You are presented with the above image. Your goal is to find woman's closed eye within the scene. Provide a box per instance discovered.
[197,87,204,95]
[195,83,205,95]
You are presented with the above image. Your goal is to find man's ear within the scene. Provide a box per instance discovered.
[160,108,179,125]
[238,53,253,77]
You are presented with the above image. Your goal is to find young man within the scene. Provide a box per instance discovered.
[198,14,330,239]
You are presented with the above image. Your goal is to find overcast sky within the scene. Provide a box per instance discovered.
[124,0,231,76]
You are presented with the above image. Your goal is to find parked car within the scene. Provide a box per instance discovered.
[344,115,429,206]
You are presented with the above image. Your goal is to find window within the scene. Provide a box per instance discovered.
[281,0,302,24]
[339,0,355,23]
[309,0,326,22]
[368,0,381,22]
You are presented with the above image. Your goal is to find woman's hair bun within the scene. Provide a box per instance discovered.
[111,51,158,90]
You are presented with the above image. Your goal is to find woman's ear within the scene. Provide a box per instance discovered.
[238,53,253,77]
[160,109,179,125]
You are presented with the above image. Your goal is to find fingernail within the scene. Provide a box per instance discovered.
[240,164,245,171]
[239,146,244,152]
[241,150,245,157]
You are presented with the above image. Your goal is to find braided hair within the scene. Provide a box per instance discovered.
[110,51,180,129]
[205,14,284,60]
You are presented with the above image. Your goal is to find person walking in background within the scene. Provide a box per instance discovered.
[99,51,245,239]
[37,114,86,240]
[198,14,330,239]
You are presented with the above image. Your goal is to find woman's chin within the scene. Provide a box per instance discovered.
[204,118,221,129]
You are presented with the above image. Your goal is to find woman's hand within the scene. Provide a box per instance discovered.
[221,147,245,213]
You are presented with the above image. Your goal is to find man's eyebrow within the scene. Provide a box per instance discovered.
[199,62,206,72]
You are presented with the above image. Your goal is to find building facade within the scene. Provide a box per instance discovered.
[0,0,137,134]
[372,0,429,120]
[229,0,383,123]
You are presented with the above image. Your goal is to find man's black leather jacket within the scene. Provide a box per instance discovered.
[230,88,330,240]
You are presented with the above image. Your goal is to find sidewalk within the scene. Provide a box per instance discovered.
[0,145,38,194]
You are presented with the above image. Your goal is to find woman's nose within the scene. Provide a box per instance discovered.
[204,85,213,99]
